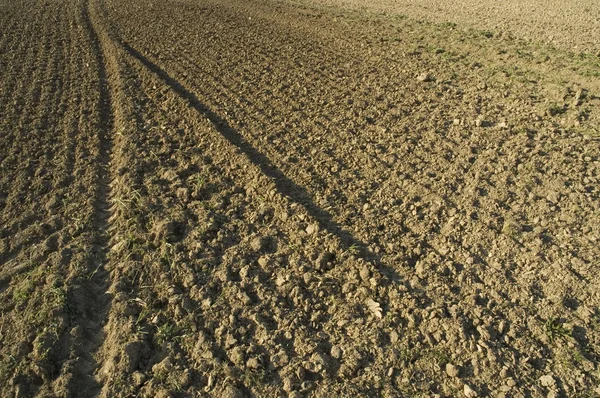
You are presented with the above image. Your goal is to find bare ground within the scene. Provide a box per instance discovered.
[0,0,599,396]
[302,0,600,54]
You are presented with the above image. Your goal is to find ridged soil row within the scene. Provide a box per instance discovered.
[83,0,154,395]
[105,0,514,290]
[114,0,599,306]
[0,0,118,395]
[102,0,600,395]
[75,1,387,396]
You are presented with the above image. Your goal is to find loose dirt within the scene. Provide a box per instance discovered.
[1,0,599,396]
[303,0,600,54]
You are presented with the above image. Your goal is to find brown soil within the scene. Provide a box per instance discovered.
[1,0,599,396]
[304,0,600,54]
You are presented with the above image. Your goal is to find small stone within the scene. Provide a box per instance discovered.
[330,345,342,359]
[306,223,319,235]
[279,211,289,221]
[500,385,511,393]
[250,236,265,252]
[453,119,461,125]
[167,286,180,295]
[283,376,294,392]
[446,363,459,378]
[224,333,238,348]
[239,265,250,280]
[246,357,260,369]
[359,265,371,281]
[240,292,252,306]
[390,330,399,344]
[275,274,286,287]
[417,73,431,82]
[132,371,147,387]
[387,367,394,377]
[463,384,478,397]
[258,256,269,267]
[303,272,313,285]
[539,374,556,388]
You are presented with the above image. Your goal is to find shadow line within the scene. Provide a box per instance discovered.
[118,39,400,281]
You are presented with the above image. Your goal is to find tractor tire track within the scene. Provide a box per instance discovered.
[54,0,118,394]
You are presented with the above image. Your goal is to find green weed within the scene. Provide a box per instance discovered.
[545,318,570,342]
[156,322,180,345]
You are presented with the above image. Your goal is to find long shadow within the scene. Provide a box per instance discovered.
[118,39,401,282]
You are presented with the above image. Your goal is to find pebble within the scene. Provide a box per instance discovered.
[417,72,431,82]
[275,274,286,287]
[446,363,459,378]
[246,357,260,369]
[306,223,319,235]
[132,371,147,387]
[359,265,371,281]
[250,236,265,251]
[464,384,478,397]
[239,265,250,280]
[258,256,268,267]
[390,330,399,344]
[331,345,342,359]
[539,374,556,388]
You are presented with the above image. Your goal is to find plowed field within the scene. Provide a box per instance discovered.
[1,0,599,396]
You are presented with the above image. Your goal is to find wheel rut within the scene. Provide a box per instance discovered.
[61,0,117,395]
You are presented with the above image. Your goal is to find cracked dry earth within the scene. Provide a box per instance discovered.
[0,0,599,396]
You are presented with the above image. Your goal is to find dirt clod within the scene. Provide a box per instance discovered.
[446,363,459,378]
[463,384,478,397]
